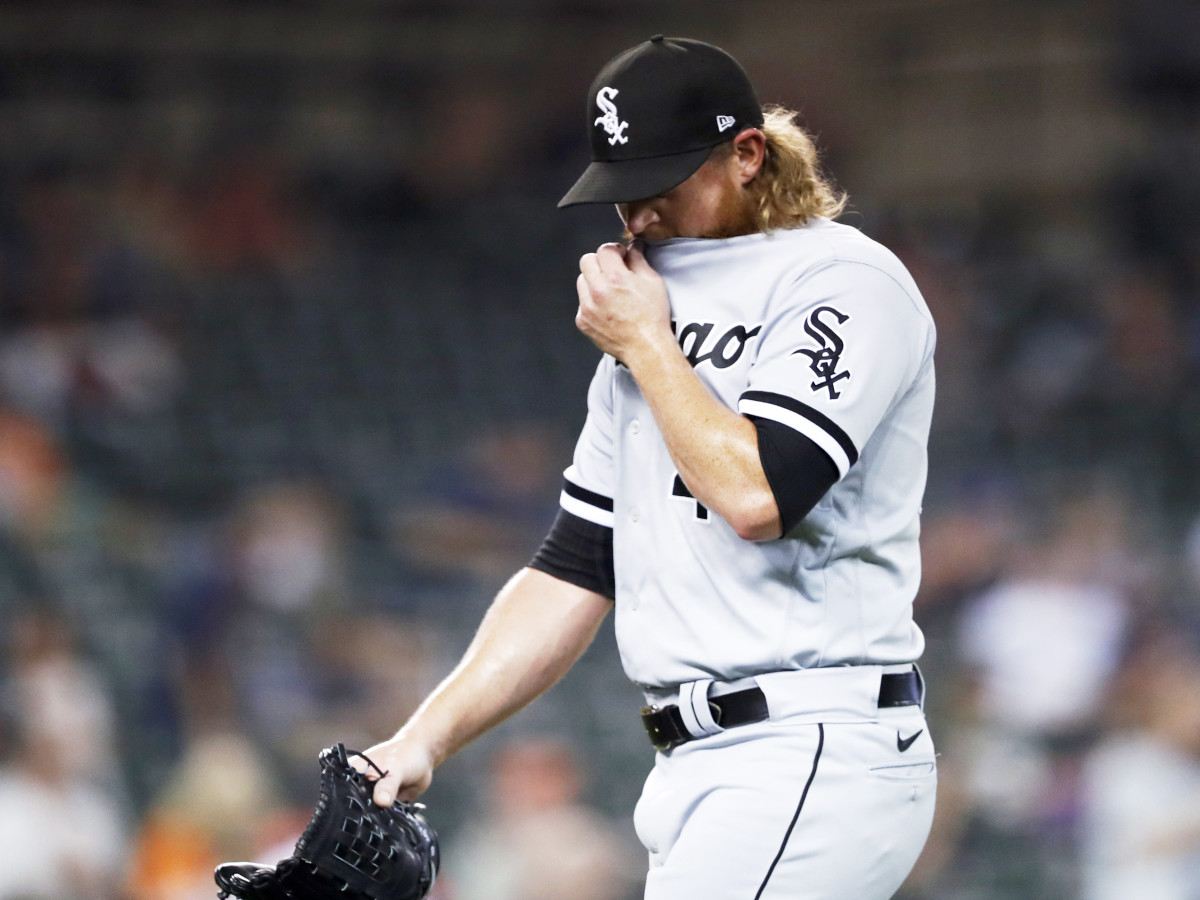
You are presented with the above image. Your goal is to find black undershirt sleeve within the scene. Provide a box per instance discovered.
[749,415,840,534]
[528,508,616,600]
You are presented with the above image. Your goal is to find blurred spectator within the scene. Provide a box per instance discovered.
[1080,630,1200,900]
[927,487,1140,897]
[7,611,122,789]
[0,165,105,330]
[957,489,1134,743]
[220,480,351,762]
[448,736,641,900]
[185,150,307,275]
[0,165,184,428]
[0,724,127,900]
[228,480,349,616]
[0,315,183,426]
[0,409,68,541]
[106,153,193,273]
[0,613,127,900]
[126,731,298,900]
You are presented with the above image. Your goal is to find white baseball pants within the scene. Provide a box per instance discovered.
[633,667,936,900]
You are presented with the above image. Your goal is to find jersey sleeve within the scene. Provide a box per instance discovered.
[527,355,616,596]
[559,355,616,526]
[738,260,933,479]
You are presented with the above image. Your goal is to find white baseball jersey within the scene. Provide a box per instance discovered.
[560,217,936,690]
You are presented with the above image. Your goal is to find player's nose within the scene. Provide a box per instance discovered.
[623,200,660,236]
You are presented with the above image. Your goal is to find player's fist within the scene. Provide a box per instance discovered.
[351,733,435,807]
[576,242,671,364]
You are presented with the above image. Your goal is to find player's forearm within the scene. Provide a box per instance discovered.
[624,333,782,541]
[395,568,611,767]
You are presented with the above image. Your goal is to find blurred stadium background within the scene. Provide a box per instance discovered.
[0,1,1198,898]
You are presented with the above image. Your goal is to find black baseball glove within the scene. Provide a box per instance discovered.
[214,743,439,900]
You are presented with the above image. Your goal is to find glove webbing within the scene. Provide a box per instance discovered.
[295,744,434,900]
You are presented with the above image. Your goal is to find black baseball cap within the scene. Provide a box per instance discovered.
[558,35,763,208]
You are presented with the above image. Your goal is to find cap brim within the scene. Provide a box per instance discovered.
[557,146,714,208]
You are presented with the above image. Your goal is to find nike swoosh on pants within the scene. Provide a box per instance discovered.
[896,729,923,752]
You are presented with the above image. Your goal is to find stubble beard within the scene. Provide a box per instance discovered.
[703,185,757,239]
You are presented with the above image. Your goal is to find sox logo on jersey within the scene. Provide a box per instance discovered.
[794,305,851,399]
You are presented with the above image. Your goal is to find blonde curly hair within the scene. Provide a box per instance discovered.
[722,105,847,231]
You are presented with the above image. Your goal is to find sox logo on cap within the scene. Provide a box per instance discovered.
[594,87,629,145]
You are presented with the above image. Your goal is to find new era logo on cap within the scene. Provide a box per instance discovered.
[716,115,736,132]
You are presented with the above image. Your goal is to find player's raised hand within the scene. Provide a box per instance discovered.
[576,241,672,364]
[350,733,434,807]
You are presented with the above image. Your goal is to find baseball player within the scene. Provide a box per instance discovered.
[362,36,937,900]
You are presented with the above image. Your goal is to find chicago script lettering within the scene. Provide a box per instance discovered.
[673,321,762,369]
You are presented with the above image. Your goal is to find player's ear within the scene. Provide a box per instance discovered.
[732,128,766,185]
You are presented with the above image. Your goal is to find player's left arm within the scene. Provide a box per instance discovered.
[576,242,783,541]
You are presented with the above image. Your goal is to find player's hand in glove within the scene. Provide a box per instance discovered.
[213,743,439,900]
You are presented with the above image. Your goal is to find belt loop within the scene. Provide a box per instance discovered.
[677,679,722,739]
[913,664,926,711]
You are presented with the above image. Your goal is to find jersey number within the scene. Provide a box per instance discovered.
[672,475,709,521]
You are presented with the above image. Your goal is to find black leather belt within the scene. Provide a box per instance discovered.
[640,669,921,752]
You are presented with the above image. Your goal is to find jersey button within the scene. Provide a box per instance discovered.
[629,419,641,435]
[629,594,641,610]
[629,507,641,523]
